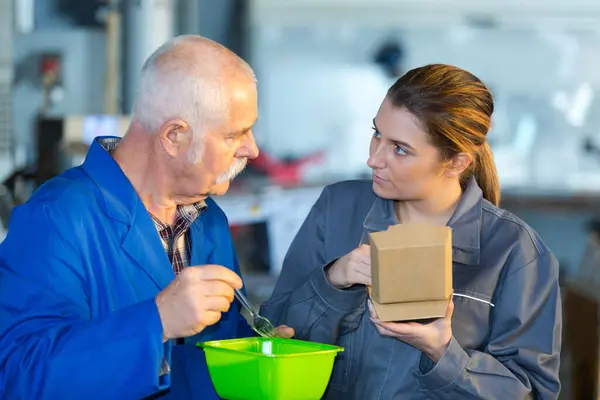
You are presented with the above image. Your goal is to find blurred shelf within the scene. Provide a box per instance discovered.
[502,188,600,213]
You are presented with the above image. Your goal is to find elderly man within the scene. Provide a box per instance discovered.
[0,35,292,399]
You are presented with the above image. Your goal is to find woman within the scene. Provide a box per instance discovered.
[261,64,561,399]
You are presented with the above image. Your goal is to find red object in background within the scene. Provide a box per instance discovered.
[230,224,242,239]
[251,150,325,186]
[40,54,62,86]
[41,57,60,74]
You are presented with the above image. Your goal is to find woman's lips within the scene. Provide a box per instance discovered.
[372,173,389,184]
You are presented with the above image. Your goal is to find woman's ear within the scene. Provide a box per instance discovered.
[444,152,473,178]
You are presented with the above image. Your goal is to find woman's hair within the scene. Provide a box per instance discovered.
[386,64,500,206]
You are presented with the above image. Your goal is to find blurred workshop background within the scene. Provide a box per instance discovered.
[2,0,600,397]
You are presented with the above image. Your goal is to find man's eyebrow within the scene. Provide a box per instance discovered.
[231,120,256,136]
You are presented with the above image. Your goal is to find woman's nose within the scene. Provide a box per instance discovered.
[367,143,385,169]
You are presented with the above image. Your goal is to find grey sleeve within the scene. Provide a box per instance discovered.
[260,192,367,345]
[415,251,562,400]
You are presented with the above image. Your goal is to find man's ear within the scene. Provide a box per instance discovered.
[159,119,191,157]
[444,152,473,178]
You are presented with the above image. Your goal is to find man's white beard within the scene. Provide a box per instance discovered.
[216,158,247,184]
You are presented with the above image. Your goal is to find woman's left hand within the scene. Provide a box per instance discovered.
[368,299,454,363]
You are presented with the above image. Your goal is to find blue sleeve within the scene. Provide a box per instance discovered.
[260,191,367,345]
[0,204,168,400]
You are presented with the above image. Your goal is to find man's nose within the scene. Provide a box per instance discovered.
[236,130,259,159]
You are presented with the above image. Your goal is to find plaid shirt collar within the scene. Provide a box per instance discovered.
[150,202,207,234]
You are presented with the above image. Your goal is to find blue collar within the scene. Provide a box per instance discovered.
[81,136,140,225]
[81,136,190,290]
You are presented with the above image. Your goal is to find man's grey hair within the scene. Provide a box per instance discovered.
[132,35,255,153]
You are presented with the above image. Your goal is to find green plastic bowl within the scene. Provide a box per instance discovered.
[197,337,343,400]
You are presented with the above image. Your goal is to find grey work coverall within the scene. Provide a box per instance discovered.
[261,178,562,399]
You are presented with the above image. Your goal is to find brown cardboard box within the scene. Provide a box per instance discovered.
[369,224,452,322]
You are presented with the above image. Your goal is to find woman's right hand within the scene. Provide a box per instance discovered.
[326,244,372,289]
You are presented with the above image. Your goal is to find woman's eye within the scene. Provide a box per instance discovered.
[394,144,408,156]
[372,128,381,139]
